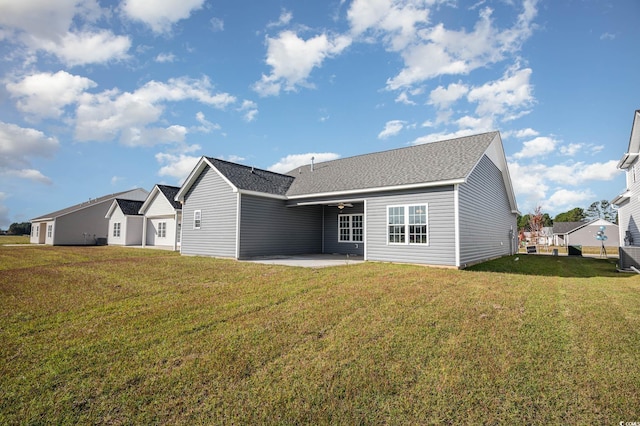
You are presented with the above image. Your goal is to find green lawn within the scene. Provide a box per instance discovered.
[1,245,638,424]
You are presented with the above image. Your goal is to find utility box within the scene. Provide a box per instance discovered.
[568,245,582,256]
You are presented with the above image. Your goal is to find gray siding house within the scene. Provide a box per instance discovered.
[176,132,519,268]
[552,219,619,248]
[613,109,640,269]
[30,188,148,245]
[139,184,182,251]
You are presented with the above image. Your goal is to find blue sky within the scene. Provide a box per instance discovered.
[1,0,638,228]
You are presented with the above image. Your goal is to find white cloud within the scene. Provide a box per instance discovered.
[512,136,557,159]
[385,2,538,89]
[0,0,101,40]
[75,76,236,146]
[194,112,220,133]
[378,120,406,139]
[428,82,469,109]
[411,129,478,145]
[268,10,293,28]
[155,52,176,63]
[268,152,341,174]
[111,176,125,185]
[238,100,258,122]
[467,66,534,117]
[348,0,430,51]
[36,30,131,66]
[210,17,224,32]
[546,188,595,212]
[395,91,416,105]
[0,0,131,66]
[6,70,97,119]
[0,121,57,184]
[155,152,200,183]
[559,143,582,156]
[600,32,615,41]
[253,31,352,96]
[513,128,539,138]
[507,160,549,202]
[121,0,206,33]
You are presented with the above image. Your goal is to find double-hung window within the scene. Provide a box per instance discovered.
[338,214,363,242]
[193,210,201,229]
[158,222,166,238]
[113,222,121,237]
[387,204,428,245]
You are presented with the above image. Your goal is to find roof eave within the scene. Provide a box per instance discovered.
[286,178,467,200]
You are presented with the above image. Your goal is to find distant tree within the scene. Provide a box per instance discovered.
[517,214,531,231]
[528,206,545,246]
[541,213,553,227]
[554,207,586,223]
[8,222,31,235]
[586,200,617,222]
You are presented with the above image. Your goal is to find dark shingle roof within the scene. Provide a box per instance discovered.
[116,199,144,216]
[157,184,182,209]
[552,221,587,234]
[207,157,295,196]
[32,189,145,221]
[284,132,498,196]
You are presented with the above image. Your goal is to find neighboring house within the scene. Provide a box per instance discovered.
[175,132,519,268]
[613,109,640,269]
[105,199,145,246]
[139,184,182,251]
[30,188,148,245]
[552,219,619,248]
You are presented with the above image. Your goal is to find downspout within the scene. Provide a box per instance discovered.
[454,184,460,268]
[363,199,368,261]
[235,193,241,259]
[322,205,325,254]
[173,211,178,252]
[142,215,147,248]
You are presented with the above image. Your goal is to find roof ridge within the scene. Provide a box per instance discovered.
[207,156,292,179]
[285,131,498,173]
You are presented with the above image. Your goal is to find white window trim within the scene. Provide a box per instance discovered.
[337,213,364,243]
[193,210,201,230]
[386,203,429,246]
[158,222,167,238]
[113,222,121,238]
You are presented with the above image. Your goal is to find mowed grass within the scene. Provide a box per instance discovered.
[1,246,639,424]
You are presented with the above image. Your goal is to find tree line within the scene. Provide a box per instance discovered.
[1,222,32,235]
[518,200,616,231]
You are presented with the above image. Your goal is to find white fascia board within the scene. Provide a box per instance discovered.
[286,179,466,201]
[238,189,288,200]
[104,200,119,219]
[138,185,160,214]
[288,198,366,207]
[617,153,638,170]
[175,157,239,202]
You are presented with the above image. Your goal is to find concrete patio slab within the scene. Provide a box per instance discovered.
[246,254,364,268]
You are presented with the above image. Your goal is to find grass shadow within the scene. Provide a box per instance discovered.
[467,254,629,278]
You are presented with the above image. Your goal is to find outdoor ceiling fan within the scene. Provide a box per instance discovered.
[329,202,353,210]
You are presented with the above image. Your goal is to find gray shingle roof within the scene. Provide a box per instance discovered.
[207,157,295,196]
[552,221,587,234]
[157,184,182,209]
[115,199,144,216]
[32,189,144,221]
[284,132,498,197]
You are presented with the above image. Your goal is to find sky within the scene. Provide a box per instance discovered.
[1,0,639,228]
